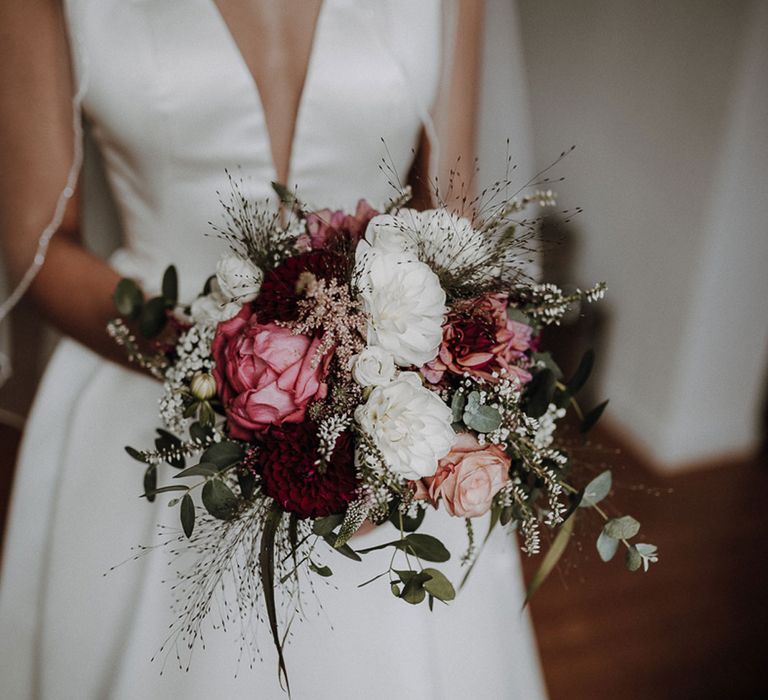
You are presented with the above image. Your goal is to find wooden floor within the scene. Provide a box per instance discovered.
[1,423,766,699]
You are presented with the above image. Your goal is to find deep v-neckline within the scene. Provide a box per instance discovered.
[207,0,327,187]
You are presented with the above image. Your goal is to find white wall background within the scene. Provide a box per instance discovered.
[518,0,768,468]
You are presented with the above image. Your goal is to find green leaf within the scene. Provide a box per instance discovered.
[464,405,503,433]
[580,399,609,434]
[422,568,456,602]
[450,392,467,424]
[180,493,195,538]
[142,484,188,498]
[388,506,426,534]
[201,479,238,520]
[125,445,147,463]
[238,470,256,500]
[321,533,362,561]
[201,441,245,469]
[596,530,619,562]
[465,391,480,413]
[399,572,431,605]
[525,512,576,604]
[532,351,563,380]
[579,470,612,508]
[138,296,168,338]
[603,515,640,540]
[143,464,157,503]
[173,462,219,479]
[309,562,333,577]
[313,514,345,536]
[189,421,212,444]
[161,265,178,306]
[259,504,290,693]
[155,429,184,469]
[113,278,144,319]
[524,368,557,418]
[400,533,450,562]
[625,544,642,572]
[566,349,595,396]
[390,582,401,597]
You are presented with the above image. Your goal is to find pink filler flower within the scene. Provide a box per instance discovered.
[212,306,329,440]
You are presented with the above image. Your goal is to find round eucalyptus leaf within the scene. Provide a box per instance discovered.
[422,568,456,602]
[113,278,143,319]
[596,530,620,562]
[161,265,178,305]
[579,470,612,508]
[625,544,642,572]
[138,296,168,338]
[603,515,640,540]
[201,479,238,520]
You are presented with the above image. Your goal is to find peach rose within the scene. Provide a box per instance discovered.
[427,433,510,517]
[212,305,329,440]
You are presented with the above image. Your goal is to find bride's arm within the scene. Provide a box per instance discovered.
[0,0,125,363]
[409,0,483,209]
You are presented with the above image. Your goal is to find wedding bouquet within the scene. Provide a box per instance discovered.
[109,177,657,684]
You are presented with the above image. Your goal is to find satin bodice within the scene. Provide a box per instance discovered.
[66,0,443,299]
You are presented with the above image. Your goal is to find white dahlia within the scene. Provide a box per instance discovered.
[355,372,455,480]
[356,250,446,367]
[215,253,263,303]
[350,346,397,388]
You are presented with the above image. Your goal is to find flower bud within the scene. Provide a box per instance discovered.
[190,371,217,401]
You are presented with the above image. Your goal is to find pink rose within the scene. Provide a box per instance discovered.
[212,306,329,440]
[422,293,533,385]
[427,433,510,518]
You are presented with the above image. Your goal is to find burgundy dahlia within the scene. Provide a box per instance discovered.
[258,422,358,519]
[255,250,347,323]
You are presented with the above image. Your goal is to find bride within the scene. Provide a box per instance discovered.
[0,1,547,697]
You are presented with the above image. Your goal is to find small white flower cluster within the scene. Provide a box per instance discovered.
[315,413,352,465]
[532,403,567,449]
[159,324,216,432]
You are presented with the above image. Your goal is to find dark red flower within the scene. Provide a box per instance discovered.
[298,200,379,252]
[254,250,347,323]
[258,422,358,519]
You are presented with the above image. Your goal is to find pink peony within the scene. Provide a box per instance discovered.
[422,293,533,385]
[212,306,329,440]
[427,433,510,518]
[296,199,379,252]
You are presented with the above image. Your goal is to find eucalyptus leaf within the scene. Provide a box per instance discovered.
[580,399,609,434]
[579,470,612,508]
[113,278,143,319]
[603,515,640,540]
[390,582,401,597]
[399,533,450,563]
[399,572,431,605]
[596,530,619,562]
[465,391,481,412]
[161,265,178,305]
[625,544,642,572]
[201,479,238,520]
[189,421,212,444]
[422,568,455,602]
[566,349,594,396]
[180,493,195,539]
[143,465,157,503]
[173,462,220,479]
[138,296,168,338]
[450,392,467,424]
[201,441,245,469]
[525,512,576,604]
[388,506,426,534]
[464,405,502,433]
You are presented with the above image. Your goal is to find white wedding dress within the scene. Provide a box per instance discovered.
[0,1,547,698]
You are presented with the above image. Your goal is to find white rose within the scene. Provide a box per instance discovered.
[190,285,241,326]
[363,212,420,257]
[355,372,455,480]
[356,251,446,367]
[215,253,263,303]
[351,346,396,387]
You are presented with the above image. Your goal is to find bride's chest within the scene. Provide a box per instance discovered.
[69,0,443,203]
